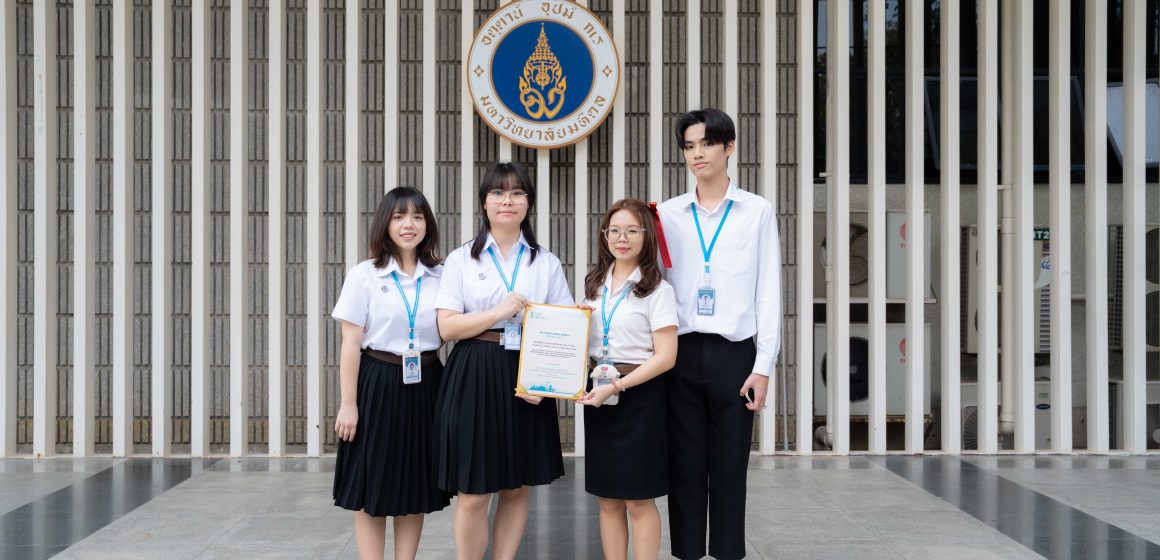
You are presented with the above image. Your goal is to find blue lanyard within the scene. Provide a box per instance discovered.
[487,244,525,293]
[600,282,633,350]
[390,271,422,349]
[690,199,734,274]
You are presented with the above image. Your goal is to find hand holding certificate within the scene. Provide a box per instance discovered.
[516,304,592,400]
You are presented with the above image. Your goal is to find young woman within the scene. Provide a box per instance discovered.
[331,187,449,560]
[432,162,573,560]
[577,198,678,560]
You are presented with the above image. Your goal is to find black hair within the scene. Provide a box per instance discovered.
[674,107,737,152]
[469,161,540,263]
[367,187,441,269]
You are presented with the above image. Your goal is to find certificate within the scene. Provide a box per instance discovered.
[515,303,592,400]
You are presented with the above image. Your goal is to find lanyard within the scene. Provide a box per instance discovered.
[487,244,526,293]
[690,199,734,275]
[390,271,422,349]
[600,281,633,351]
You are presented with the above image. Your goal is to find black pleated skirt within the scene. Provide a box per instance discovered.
[333,353,451,517]
[583,372,669,500]
[433,337,565,494]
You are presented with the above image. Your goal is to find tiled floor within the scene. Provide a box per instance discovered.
[2,455,1160,559]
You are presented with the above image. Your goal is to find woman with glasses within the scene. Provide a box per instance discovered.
[432,162,573,560]
[576,198,678,560]
[331,187,448,560]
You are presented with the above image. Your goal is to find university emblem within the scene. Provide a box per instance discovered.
[467,1,620,149]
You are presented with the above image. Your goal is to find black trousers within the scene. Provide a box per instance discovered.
[667,333,756,560]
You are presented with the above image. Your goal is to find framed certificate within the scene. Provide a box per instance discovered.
[515,303,592,400]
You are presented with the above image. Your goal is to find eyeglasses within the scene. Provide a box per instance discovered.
[486,188,529,202]
[603,227,646,241]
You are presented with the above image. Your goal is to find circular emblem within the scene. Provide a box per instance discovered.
[467,0,620,149]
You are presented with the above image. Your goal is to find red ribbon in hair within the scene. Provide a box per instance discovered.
[649,202,672,269]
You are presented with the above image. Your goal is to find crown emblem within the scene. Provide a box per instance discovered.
[519,24,567,119]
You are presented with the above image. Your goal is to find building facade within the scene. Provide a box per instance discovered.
[1,0,1157,458]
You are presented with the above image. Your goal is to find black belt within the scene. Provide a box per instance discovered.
[362,348,440,366]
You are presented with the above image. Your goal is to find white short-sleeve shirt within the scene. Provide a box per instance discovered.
[581,267,678,365]
[435,233,575,330]
[331,258,443,354]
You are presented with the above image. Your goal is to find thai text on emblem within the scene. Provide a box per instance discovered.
[519,24,567,119]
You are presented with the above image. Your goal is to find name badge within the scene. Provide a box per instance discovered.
[697,287,717,316]
[402,350,422,384]
[503,321,522,351]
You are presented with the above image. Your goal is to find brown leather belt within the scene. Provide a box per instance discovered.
[362,348,440,366]
[470,330,505,344]
[587,360,641,375]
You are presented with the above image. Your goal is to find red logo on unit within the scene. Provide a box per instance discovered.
[899,337,908,364]
[898,222,908,249]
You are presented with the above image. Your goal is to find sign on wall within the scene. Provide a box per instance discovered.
[467,0,621,149]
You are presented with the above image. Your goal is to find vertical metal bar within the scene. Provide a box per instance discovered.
[758,0,777,455]
[795,0,813,454]
[977,0,1000,455]
[1048,0,1072,453]
[939,0,961,453]
[1084,0,1109,453]
[73,0,98,457]
[867,0,887,455]
[460,1,475,244]
[33,0,58,459]
[422,1,435,204]
[724,0,738,181]
[152,0,174,457]
[573,0,590,459]
[269,0,286,457]
[648,0,661,203]
[687,0,700,109]
[346,0,361,270]
[190,0,211,457]
[903,0,926,452]
[1121,0,1147,453]
[0,0,17,457]
[306,0,323,457]
[230,0,251,457]
[1011,0,1035,453]
[536,149,550,248]
[611,0,625,203]
[384,0,398,189]
[827,0,850,454]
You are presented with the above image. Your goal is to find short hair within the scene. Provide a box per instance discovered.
[674,108,736,152]
[367,187,441,269]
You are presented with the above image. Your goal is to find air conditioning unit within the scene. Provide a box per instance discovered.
[960,380,1052,450]
[1108,225,1159,361]
[812,211,932,300]
[960,226,1052,354]
[1108,379,1160,450]
[813,323,931,416]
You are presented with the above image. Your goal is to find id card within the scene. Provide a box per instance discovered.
[503,321,522,351]
[402,350,422,384]
[696,287,717,316]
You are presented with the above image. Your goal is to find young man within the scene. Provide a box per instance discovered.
[657,108,782,560]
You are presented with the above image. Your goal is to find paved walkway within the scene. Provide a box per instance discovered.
[2,455,1159,559]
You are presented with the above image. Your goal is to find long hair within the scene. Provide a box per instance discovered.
[583,198,663,301]
[367,187,441,269]
[469,161,540,263]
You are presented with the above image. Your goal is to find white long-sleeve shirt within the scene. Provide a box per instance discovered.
[658,181,782,376]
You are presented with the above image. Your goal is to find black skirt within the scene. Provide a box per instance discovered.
[333,353,451,517]
[583,371,669,500]
[433,337,565,494]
